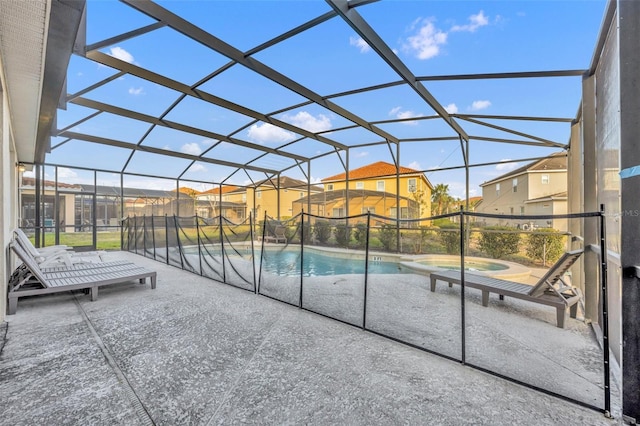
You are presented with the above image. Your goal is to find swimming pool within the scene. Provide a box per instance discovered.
[416,258,508,271]
[258,249,405,277]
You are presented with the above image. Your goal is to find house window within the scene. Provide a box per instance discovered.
[520,206,525,215]
[299,192,304,198]
[541,174,549,184]
[496,183,500,196]
[355,181,364,189]
[408,178,417,193]
[510,207,514,215]
[512,178,518,193]
[256,190,261,199]
[242,194,246,203]
[332,207,344,217]
[362,207,375,214]
[326,184,334,191]
[377,180,385,192]
[543,204,550,209]
[389,207,409,219]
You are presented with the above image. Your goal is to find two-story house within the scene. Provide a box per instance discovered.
[293,161,432,221]
[196,185,246,221]
[477,152,568,230]
[242,176,324,221]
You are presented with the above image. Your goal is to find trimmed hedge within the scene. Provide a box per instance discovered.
[478,226,521,259]
[526,228,564,265]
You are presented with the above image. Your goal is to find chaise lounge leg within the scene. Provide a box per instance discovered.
[151,275,156,289]
[90,286,99,302]
[481,291,489,307]
[430,278,437,292]
[556,308,566,328]
[8,297,18,315]
[569,303,578,319]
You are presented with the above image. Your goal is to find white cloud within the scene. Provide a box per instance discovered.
[349,36,371,53]
[470,100,491,111]
[402,19,448,60]
[187,164,207,173]
[444,103,458,114]
[408,161,422,170]
[109,46,135,63]
[309,176,322,184]
[247,123,295,144]
[354,151,369,158]
[181,143,203,156]
[389,106,422,125]
[495,160,520,171]
[128,87,144,95]
[450,11,489,33]
[445,181,478,200]
[58,167,78,179]
[281,111,332,133]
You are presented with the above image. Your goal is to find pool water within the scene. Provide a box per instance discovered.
[417,259,508,271]
[258,250,405,277]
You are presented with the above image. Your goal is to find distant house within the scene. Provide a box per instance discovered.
[296,161,433,220]
[242,176,324,221]
[196,185,246,221]
[476,153,568,230]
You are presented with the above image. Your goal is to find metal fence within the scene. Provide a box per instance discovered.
[123,208,611,416]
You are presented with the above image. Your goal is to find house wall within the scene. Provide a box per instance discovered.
[479,170,567,230]
[247,186,318,222]
[527,170,567,199]
[323,175,431,218]
[1,84,18,319]
[478,173,528,218]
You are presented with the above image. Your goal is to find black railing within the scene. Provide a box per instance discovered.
[122,209,610,415]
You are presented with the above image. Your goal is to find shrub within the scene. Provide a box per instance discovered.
[526,228,565,266]
[300,221,312,244]
[478,226,521,259]
[437,223,460,254]
[377,223,397,251]
[334,223,351,247]
[353,223,368,248]
[313,220,331,244]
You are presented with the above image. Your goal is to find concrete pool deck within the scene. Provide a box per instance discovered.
[0,251,621,425]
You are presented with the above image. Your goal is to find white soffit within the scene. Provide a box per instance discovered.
[0,0,49,162]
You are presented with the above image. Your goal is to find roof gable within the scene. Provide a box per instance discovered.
[322,161,430,187]
[481,152,567,187]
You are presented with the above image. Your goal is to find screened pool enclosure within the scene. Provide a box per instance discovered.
[13,0,631,420]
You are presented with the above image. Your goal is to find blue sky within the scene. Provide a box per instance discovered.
[47,0,607,199]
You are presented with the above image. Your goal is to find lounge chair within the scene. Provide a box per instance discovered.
[429,249,584,328]
[14,228,103,267]
[8,242,156,315]
[259,225,288,244]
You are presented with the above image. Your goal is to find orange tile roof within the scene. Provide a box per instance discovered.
[322,161,424,182]
[172,186,201,196]
[201,185,240,195]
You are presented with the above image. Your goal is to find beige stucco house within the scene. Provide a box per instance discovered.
[477,153,568,231]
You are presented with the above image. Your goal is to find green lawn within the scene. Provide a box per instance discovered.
[34,232,123,251]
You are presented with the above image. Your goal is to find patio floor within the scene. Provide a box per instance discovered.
[0,251,620,425]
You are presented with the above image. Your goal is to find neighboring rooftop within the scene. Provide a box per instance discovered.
[322,161,431,184]
[481,153,568,187]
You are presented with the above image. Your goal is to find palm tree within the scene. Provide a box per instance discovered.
[431,183,451,216]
